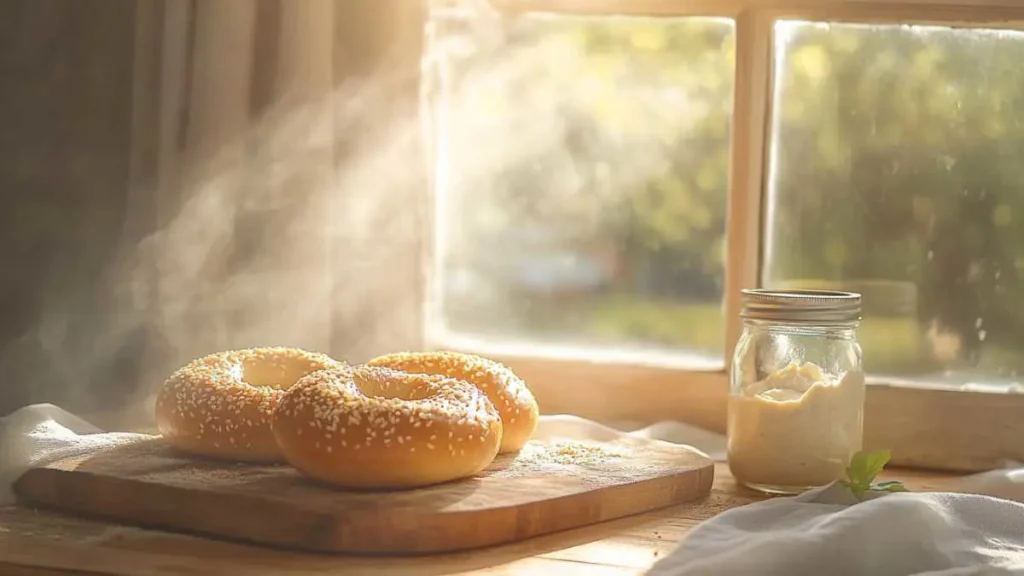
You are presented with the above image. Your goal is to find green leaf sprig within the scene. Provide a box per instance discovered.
[840,449,909,501]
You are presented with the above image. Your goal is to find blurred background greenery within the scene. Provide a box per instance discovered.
[433,14,1024,382]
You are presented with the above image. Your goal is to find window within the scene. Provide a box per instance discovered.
[425,1,1024,472]
[428,13,735,368]
[765,20,1024,392]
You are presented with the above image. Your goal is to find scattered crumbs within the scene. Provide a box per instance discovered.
[531,441,627,466]
[492,440,634,482]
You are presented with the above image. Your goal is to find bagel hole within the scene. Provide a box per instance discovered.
[352,368,444,401]
[241,357,322,389]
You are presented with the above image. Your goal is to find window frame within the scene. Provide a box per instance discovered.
[427,0,1024,472]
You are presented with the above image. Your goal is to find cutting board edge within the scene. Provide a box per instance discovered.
[13,459,715,555]
[13,466,317,546]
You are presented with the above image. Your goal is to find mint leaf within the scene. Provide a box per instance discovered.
[846,449,891,486]
[874,480,909,493]
[862,449,891,481]
[845,479,869,501]
[843,449,898,501]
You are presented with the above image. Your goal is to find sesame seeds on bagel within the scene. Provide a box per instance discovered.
[366,351,539,453]
[154,347,344,462]
[272,365,502,489]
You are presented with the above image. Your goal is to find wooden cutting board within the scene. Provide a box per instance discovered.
[13,435,713,554]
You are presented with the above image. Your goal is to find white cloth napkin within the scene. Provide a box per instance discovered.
[0,403,150,505]
[650,482,1024,576]
[642,437,1024,576]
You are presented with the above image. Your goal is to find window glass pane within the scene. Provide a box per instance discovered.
[427,13,735,366]
[765,21,1024,390]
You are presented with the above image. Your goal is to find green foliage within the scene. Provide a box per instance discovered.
[587,297,724,354]
[767,23,1024,372]
[440,16,1024,372]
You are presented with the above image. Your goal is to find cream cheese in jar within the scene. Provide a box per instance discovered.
[727,289,865,495]
[728,362,865,491]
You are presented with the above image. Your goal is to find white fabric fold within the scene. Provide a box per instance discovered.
[649,481,1024,575]
[0,403,149,505]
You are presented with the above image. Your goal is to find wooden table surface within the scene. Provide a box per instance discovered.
[0,463,964,576]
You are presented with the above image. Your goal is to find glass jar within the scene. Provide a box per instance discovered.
[727,289,865,495]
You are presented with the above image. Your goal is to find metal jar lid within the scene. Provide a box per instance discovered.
[740,289,862,323]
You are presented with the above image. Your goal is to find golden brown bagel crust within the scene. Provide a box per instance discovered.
[366,351,538,453]
[272,365,502,489]
[155,347,342,462]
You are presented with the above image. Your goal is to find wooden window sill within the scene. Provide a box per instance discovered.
[0,463,964,576]
[468,352,1024,474]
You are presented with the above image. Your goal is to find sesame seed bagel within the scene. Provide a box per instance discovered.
[366,351,539,453]
[272,365,502,489]
[155,347,343,462]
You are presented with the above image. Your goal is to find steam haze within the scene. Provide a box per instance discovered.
[0,5,715,429]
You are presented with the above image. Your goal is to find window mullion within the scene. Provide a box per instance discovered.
[723,10,774,366]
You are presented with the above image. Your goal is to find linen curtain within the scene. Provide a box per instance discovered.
[0,0,428,429]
